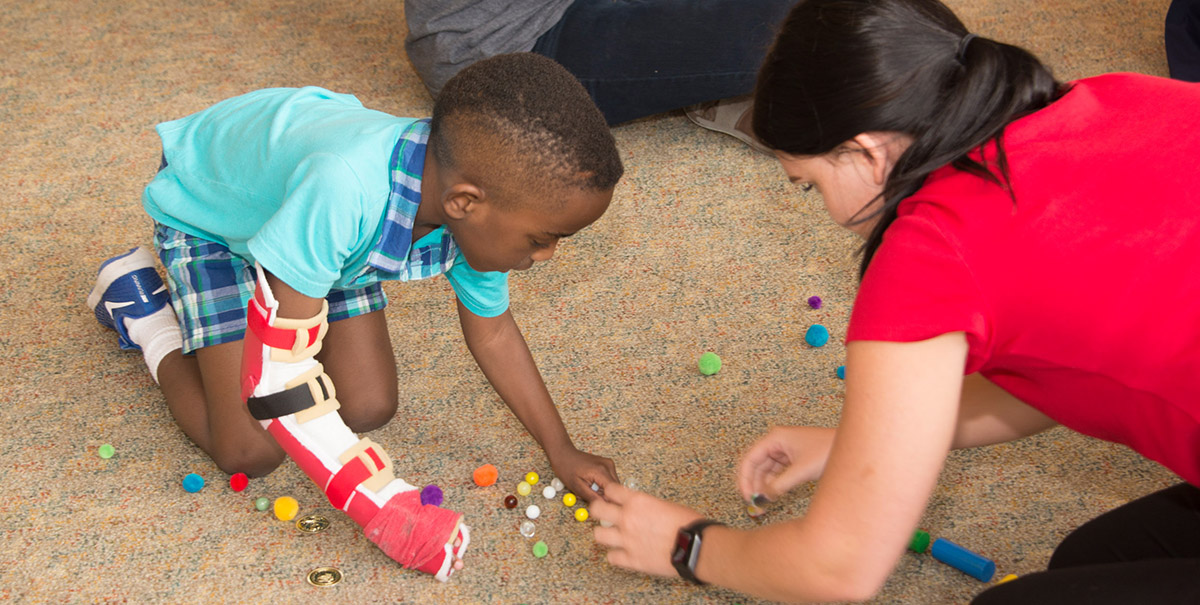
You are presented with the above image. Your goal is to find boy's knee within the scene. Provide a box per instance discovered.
[341,394,399,433]
[212,441,286,478]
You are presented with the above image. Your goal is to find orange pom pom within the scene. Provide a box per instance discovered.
[472,464,498,487]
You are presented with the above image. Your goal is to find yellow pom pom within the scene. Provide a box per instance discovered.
[274,496,299,521]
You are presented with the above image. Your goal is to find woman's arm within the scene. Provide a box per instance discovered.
[596,333,970,602]
[952,373,1057,448]
[735,373,1057,504]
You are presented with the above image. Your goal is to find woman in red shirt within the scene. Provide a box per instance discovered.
[589,0,1200,602]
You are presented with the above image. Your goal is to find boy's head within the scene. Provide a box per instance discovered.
[428,53,623,273]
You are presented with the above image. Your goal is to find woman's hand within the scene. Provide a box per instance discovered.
[548,445,619,502]
[736,425,836,503]
[591,483,704,578]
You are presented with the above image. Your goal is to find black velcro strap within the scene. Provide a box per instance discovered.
[247,382,317,420]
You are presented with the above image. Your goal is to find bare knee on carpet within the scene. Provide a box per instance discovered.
[211,437,286,478]
[340,387,400,433]
[319,309,398,434]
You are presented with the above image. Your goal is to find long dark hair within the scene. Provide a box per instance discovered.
[753,0,1064,277]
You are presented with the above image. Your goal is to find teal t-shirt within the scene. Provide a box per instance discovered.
[142,87,508,317]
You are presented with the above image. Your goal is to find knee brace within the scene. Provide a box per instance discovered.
[240,266,468,580]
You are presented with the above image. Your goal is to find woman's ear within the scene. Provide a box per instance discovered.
[850,132,910,187]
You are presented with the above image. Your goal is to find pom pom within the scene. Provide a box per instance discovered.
[472,464,498,487]
[274,496,299,521]
[420,484,444,507]
[836,365,846,380]
[229,472,249,492]
[182,473,205,493]
[698,352,722,376]
[805,324,830,347]
[807,296,823,309]
[909,529,931,553]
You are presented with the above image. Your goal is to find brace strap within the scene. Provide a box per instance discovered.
[246,291,329,363]
[325,438,395,509]
[246,364,340,421]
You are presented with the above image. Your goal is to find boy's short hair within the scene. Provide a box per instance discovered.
[430,53,623,200]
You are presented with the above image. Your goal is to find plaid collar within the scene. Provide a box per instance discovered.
[366,119,459,280]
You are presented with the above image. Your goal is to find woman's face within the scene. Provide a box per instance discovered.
[773,133,911,238]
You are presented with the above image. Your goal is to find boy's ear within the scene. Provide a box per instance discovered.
[442,182,486,220]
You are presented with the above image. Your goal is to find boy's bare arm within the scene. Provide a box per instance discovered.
[263,272,325,318]
[456,301,618,497]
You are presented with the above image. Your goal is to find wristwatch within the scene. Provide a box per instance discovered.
[671,519,725,585]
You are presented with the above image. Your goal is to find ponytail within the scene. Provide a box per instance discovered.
[752,0,1064,278]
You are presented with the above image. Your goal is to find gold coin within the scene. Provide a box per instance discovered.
[306,567,343,587]
[296,514,331,534]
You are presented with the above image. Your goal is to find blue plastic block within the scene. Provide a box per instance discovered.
[931,538,995,582]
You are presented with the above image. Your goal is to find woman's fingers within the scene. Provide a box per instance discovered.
[593,525,622,548]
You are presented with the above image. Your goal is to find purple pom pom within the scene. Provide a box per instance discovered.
[807,296,823,309]
[420,484,443,507]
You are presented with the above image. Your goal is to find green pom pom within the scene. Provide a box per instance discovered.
[532,540,549,558]
[97,444,115,459]
[698,352,722,376]
[909,529,931,553]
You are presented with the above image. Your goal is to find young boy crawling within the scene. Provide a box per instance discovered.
[86,53,623,579]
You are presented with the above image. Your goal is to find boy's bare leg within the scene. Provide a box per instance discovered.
[315,309,398,433]
[156,308,400,476]
[87,247,285,475]
[156,343,285,477]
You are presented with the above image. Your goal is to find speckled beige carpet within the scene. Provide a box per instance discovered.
[0,1,1180,603]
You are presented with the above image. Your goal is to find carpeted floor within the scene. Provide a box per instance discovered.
[0,1,1180,603]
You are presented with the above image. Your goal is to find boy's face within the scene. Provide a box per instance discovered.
[451,187,613,273]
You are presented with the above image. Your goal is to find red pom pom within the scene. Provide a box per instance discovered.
[229,472,249,492]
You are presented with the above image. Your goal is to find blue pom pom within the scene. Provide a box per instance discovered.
[421,484,444,507]
[836,365,846,380]
[805,324,830,347]
[182,473,205,493]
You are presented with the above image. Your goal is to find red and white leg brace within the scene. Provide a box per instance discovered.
[240,267,468,580]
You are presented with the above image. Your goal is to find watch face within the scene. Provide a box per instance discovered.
[671,530,694,566]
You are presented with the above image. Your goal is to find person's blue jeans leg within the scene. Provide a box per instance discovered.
[1166,0,1200,81]
[532,0,796,125]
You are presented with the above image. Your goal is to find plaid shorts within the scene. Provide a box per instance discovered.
[153,222,387,353]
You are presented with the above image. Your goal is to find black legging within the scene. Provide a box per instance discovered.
[972,483,1200,604]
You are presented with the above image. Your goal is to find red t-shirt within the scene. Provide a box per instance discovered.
[847,73,1200,484]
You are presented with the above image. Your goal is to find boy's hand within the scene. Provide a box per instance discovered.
[547,445,618,502]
